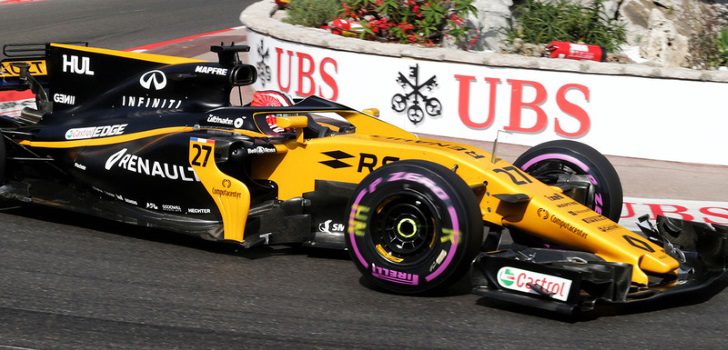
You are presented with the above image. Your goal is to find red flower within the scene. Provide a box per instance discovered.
[408,34,417,43]
[450,14,464,26]
[398,21,414,32]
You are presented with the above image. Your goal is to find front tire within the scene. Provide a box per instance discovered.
[345,160,483,294]
[513,140,623,221]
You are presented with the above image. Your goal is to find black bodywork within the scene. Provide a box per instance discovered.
[0,43,353,246]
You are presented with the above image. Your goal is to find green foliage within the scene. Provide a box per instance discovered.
[285,0,342,28]
[339,0,476,46]
[506,0,626,52]
[718,27,728,67]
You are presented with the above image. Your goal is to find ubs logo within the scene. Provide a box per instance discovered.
[140,70,167,90]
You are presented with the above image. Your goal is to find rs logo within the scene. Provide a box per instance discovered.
[140,70,167,90]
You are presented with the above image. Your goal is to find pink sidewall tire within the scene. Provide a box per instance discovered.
[345,160,483,294]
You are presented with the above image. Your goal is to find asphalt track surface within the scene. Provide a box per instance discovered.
[0,0,250,52]
[2,2,728,349]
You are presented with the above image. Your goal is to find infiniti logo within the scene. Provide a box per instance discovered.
[139,70,167,90]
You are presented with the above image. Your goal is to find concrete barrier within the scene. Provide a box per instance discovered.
[241,0,728,165]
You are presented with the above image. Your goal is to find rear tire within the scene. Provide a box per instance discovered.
[345,160,483,294]
[513,140,623,221]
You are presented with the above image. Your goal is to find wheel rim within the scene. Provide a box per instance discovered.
[523,159,595,209]
[370,190,438,265]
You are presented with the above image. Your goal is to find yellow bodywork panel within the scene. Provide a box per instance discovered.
[51,43,204,65]
[1,60,47,77]
[188,137,250,243]
[250,116,678,285]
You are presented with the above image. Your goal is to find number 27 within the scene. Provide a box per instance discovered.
[191,144,212,166]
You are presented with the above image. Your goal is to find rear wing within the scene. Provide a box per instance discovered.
[2,42,258,120]
[0,42,87,91]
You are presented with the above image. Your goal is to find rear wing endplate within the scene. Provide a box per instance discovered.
[1,42,87,91]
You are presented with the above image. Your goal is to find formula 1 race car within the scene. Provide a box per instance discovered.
[0,42,726,315]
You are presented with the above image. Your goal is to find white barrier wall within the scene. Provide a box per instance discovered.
[247,30,728,166]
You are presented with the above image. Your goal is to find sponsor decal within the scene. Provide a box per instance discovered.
[371,263,419,285]
[318,219,345,234]
[124,198,138,206]
[206,114,234,125]
[146,202,159,210]
[545,193,565,201]
[455,75,591,138]
[212,179,242,198]
[536,208,549,220]
[598,224,619,232]
[212,188,242,198]
[320,150,354,169]
[104,148,199,182]
[274,47,339,100]
[206,114,245,128]
[1,60,46,77]
[357,153,399,173]
[623,234,656,252]
[255,39,271,86]
[387,172,450,201]
[557,201,579,208]
[194,65,228,76]
[246,145,277,155]
[392,64,441,125]
[568,208,592,216]
[53,93,76,105]
[372,136,485,159]
[139,70,167,90]
[162,204,182,213]
[73,162,86,171]
[550,215,588,239]
[582,215,608,224]
[497,267,572,301]
[620,197,728,230]
[62,54,94,76]
[121,96,182,109]
[188,208,211,214]
[65,124,127,140]
[320,151,398,172]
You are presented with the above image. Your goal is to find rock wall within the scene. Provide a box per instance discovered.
[471,0,726,68]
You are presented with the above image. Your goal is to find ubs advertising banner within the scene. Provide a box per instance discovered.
[247,30,728,166]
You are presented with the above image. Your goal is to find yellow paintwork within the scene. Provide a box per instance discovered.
[20,127,195,148]
[1,60,47,77]
[276,116,308,129]
[51,43,204,65]
[248,110,678,285]
[188,138,250,243]
[18,127,268,149]
[361,108,380,118]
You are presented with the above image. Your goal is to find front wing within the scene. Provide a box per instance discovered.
[471,216,728,315]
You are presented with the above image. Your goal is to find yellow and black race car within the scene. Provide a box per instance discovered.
[1,43,726,315]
